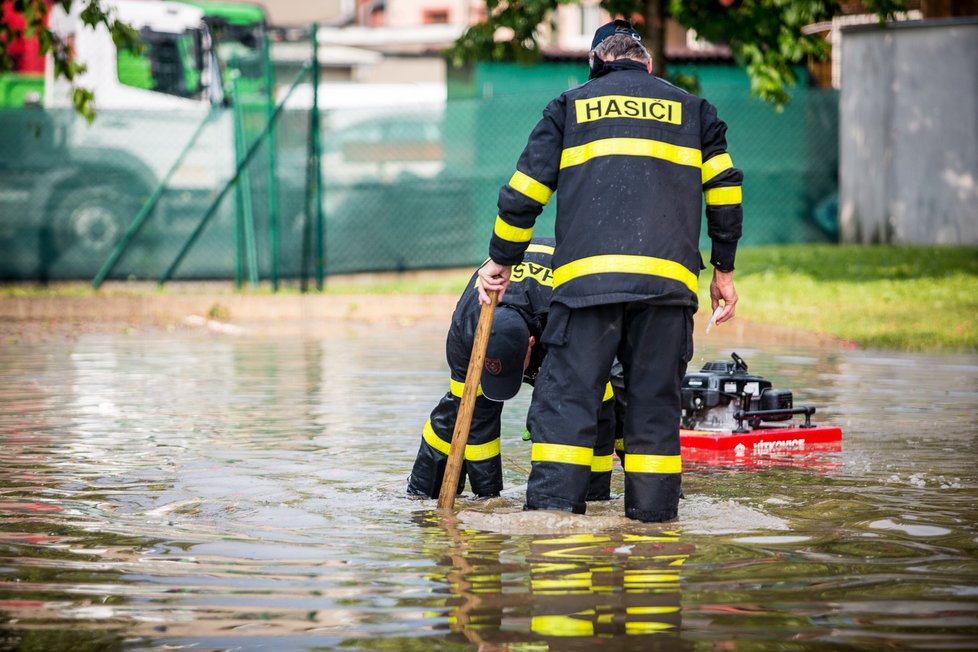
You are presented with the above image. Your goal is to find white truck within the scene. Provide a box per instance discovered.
[0,0,235,277]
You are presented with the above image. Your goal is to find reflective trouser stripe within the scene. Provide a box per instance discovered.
[531,442,593,466]
[701,152,733,184]
[465,437,501,461]
[603,381,614,401]
[704,185,742,206]
[560,137,701,170]
[449,378,482,398]
[591,454,613,472]
[615,437,624,453]
[553,254,698,294]
[423,420,500,461]
[623,454,682,474]
[508,170,554,205]
[423,420,451,455]
[494,215,532,243]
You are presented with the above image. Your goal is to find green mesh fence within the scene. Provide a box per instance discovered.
[0,59,839,283]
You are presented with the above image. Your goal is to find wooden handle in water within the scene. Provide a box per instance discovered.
[437,290,498,509]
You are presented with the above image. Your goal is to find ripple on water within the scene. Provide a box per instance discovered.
[868,518,953,537]
[457,495,789,536]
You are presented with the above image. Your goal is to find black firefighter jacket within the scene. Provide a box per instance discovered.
[489,58,744,311]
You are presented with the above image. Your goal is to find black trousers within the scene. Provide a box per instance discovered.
[526,301,693,521]
[407,385,619,500]
[407,391,504,498]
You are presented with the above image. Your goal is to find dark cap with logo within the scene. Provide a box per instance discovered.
[591,18,643,50]
[480,308,530,402]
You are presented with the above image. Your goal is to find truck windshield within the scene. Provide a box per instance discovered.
[117,28,204,99]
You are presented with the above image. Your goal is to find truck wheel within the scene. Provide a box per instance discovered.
[51,184,140,257]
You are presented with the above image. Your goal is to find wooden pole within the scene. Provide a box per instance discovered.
[437,290,498,509]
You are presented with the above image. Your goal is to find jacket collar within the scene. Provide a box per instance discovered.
[589,57,648,80]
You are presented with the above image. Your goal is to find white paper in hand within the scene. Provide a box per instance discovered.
[706,306,724,334]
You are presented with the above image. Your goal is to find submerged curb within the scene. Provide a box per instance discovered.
[0,294,461,325]
[0,293,852,348]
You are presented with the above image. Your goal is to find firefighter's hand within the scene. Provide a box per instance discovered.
[477,260,512,304]
[710,269,738,324]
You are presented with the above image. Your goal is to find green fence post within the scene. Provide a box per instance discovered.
[312,23,325,291]
[91,109,214,289]
[159,63,311,287]
[231,59,260,288]
[263,27,280,292]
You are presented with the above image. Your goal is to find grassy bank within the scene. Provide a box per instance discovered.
[2,245,976,351]
[715,244,978,351]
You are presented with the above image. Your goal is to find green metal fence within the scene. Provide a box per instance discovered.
[0,58,839,285]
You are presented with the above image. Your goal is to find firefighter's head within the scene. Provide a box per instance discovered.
[589,19,652,78]
[480,307,535,402]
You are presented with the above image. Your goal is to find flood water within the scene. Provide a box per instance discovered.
[1,321,976,651]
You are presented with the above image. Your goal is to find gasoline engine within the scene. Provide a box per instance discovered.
[681,352,816,432]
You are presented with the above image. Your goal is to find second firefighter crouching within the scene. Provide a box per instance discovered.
[407,237,617,500]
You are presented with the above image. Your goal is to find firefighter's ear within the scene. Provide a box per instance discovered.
[646,59,653,74]
[524,335,536,370]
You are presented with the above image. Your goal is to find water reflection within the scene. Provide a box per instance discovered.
[0,326,976,649]
[426,512,687,648]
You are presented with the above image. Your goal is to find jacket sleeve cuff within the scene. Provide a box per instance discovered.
[710,241,737,272]
[489,240,527,267]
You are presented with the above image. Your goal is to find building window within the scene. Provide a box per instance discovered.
[423,8,450,24]
[580,3,601,37]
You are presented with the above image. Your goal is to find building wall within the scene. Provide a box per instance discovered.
[357,57,446,84]
[839,20,978,244]
[383,0,476,27]
[263,0,350,27]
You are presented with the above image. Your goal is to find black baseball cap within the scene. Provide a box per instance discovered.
[591,19,642,50]
[480,308,530,402]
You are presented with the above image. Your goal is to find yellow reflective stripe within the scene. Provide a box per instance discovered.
[627,606,681,615]
[626,622,676,633]
[531,579,592,592]
[560,137,701,170]
[532,615,594,636]
[701,152,733,185]
[465,437,500,462]
[449,378,482,398]
[423,420,499,460]
[623,533,679,543]
[553,254,698,294]
[468,573,501,583]
[591,454,614,473]
[615,437,624,452]
[509,170,554,205]
[624,454,682,474]
[532,442,593,466]
[525,243,555,255]
[493,215,533,243]
[422,420,450,456]
[603,382,614,401]
[624,571,680,584]
[704,185,742,206]
[536,535,610,546]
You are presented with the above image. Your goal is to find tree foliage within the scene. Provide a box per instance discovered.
[0,0,139,121]
[447,0,907,107]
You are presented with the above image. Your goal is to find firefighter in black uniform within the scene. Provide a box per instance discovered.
[477,20,743,522]
[408,237,617,500]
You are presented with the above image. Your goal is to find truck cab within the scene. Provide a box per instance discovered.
[44,0,223,110]
[0,0,237,279]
